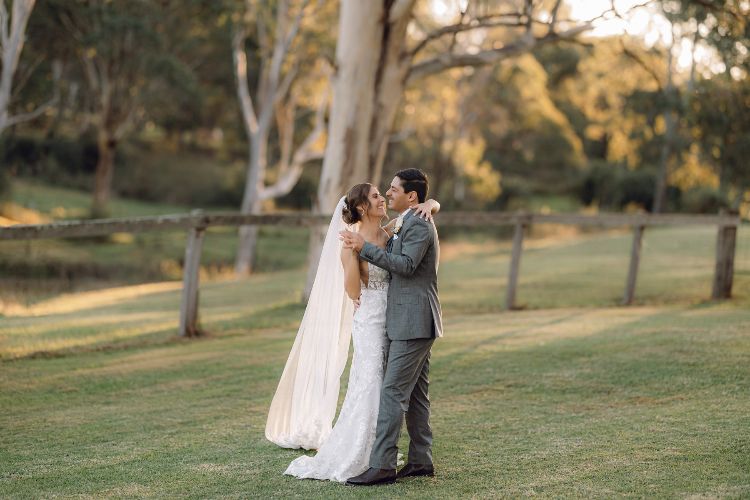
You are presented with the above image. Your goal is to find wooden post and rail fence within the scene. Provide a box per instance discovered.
[0,210,741,336]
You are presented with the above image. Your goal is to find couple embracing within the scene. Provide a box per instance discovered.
[265,168,443,486]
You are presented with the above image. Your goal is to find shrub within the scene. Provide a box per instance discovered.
[617,169,654,211]
[578,160,618,207]
[43,136,99,175]
[579,161,661,211]
[115,143,240,208]
[682,186,730,214]
[2,135,99,181]
[493,177,531,210]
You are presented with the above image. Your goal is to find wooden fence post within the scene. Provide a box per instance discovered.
[179,210,206,337]
[623,225,645,305]
[505,217,527,310]
[712,219,738,300]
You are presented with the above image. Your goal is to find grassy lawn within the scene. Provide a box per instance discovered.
[1,301,749,498]
[2,179,750,497]
[3,223,749,360]
[1,180,310,305]
[4,179,749,311]
[8,178,199,219]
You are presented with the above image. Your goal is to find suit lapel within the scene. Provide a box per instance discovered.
[390,209,414,254]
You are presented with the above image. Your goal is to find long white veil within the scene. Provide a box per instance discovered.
[265,196,355,449]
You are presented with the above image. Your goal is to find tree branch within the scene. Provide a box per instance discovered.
[275,62,298,105]
[524,0,533,34]
[599,0,654,24]
[232,27,259,136]
[619,40,664,91]
[0,2,8,50]
[10,51,43,97]
[407,24,592,83]
[282,0,310,52]
[4,94,57,127]
[291,90,327,163]
[275,97,296,174]
[548,0,563,34]
[5,57,63,128]
[411,14,528,56]
[447,8,468,54]
[259,90,327,201]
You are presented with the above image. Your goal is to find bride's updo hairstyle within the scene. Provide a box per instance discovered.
[342,183,372,224]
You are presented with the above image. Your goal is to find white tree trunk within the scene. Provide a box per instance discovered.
[303,0,387,299]
[367,4,415,187]
[235,132,268,274]
[233,0,325,275]
[0,0,40,135]
[302,0,591,298]
[315,2,384,211]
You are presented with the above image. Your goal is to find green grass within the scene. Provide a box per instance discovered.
[1,179,309,304]
[1,302,749,497]
[508,193,582,213]
[439,224,750,312]
[3,222,750,359]
[2,179,750,497]
[5,179,749,311]
[9,177,198,219]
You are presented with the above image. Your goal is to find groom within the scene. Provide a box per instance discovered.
[340,168,443,486]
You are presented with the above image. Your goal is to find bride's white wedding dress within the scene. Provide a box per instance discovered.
[284,263,390,483]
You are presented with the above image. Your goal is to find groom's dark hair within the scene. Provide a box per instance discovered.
[395,168,428,203]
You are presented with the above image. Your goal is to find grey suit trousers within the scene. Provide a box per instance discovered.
[369,336,434,469]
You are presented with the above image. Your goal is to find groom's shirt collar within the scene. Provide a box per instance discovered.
[400,206,416,218]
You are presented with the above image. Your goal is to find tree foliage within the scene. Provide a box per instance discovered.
[4,0,749,218]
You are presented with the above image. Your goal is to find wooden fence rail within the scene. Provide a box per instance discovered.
[0,210,741,336]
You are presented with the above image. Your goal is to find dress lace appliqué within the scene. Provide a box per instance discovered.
[284,263,390,483]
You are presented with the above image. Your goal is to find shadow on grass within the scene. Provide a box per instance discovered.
[3,299,306,362]
[2,301,749,497]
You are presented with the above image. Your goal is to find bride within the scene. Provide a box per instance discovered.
[265,182,439,482]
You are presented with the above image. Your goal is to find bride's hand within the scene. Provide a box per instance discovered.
[412,199,439,222]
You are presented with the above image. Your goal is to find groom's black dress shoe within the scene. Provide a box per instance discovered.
[396,463,435,479]
[345,468,396,486]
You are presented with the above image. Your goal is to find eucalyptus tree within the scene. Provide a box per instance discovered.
[626,0,747,211]
[676,0,748,206]
[0,0,56,136]
[45,0,198,217]
[689,77,750,209]
[303,0,594,297]
[232,0,333,275]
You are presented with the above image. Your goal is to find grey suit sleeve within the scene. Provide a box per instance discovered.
[360,219,431,277]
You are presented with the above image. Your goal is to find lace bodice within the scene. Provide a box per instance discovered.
[362,262,390,291]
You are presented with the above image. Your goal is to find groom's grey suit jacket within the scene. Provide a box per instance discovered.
[360,210,443,340]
